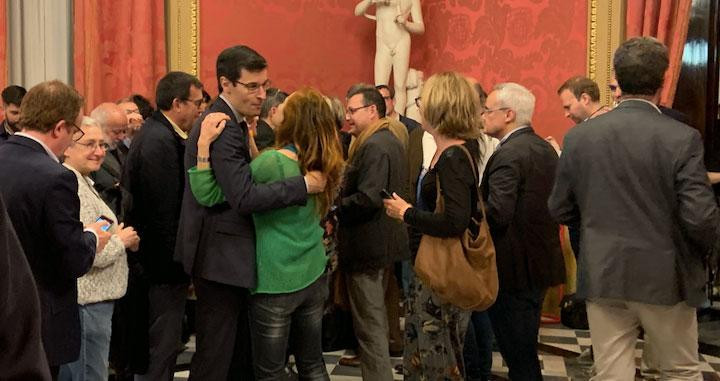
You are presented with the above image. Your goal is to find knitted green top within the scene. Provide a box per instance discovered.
[188,149,326,294]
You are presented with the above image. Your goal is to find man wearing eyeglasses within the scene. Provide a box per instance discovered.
[122,71,205,381]
[0,80,112,378]
[176,45,327,381]
[376,84,421,133]
[90,103,133,220]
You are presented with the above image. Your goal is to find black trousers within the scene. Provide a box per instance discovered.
[487,288,546,381]
[189,277,254,381]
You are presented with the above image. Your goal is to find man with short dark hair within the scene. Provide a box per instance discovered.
[557,76,610,124]
[255,88,288,150]
[176,45,327,380]
[0,80,111,377]
[376,84,420,133]
[123,71,204,381]
[549,37,719,379]
[339,84,408,381]
[1,85,26,141]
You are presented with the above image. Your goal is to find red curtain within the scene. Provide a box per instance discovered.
[0,0,6,91]
[626,0,692,107]
[74,0,166,112]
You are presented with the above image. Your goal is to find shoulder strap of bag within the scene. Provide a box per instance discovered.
[456,144,489,224]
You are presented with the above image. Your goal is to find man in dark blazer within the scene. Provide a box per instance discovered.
[480,82,565,381]
[338,85,409,381]
[123,72,204,380]
[0,194,52,380]
[254,88,287,150]
[549,37,719,379]
[175,45,326,380]
[90,103,132,219]
[0,80,110,378]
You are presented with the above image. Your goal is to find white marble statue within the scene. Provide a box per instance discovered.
[355,0,424,115]
[404,68,423,122]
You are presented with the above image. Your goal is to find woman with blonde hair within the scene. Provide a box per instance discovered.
[384,71,483,380]
[188,88,344,380]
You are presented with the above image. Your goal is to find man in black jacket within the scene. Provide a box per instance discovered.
[0,85,26,142]
[123,71,204,381]
[338,85,408,381]
[0,80,111,377]
[481,82,565,381]
[254,88,287,150]
[175,45,326,380]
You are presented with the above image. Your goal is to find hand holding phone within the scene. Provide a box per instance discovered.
[95,216,113,232]
[380,189,393,199]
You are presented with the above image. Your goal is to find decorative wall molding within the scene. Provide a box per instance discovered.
[167,0,199,76]
[587,0,626,106]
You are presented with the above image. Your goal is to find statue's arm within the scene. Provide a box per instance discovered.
[403,0,425,34]
[354,0,374,16]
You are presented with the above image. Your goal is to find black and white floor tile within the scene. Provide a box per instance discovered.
[173,326,720,380]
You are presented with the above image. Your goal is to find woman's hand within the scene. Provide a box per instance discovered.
[383,193,411,220]
[198,112,230,146]
[115,223,140,252]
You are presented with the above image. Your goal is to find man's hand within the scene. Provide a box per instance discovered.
[87,220,112,253]
[304,171,327,194]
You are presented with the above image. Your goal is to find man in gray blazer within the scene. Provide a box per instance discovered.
[548,37,719,379]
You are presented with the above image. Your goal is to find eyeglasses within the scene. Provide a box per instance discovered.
[74,141,110,151]
[414,97,421,108]
[234,79,272,93]
[346,104,372,115]
[182,98,204,108]
[66,121,85,142]
[480,107,509,116]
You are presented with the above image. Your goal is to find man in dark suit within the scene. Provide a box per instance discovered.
[254,88,287,150]
[90,103,132,219]
[480,82,565,380]
[175,45,326,380]
[376,84,421,133]
[0,80,111,378]
[549,37,719,379]
[0,85,26,142]
[122,72,204,381]
[0,193,52,380]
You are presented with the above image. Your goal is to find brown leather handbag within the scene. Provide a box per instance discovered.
[414,145,499,311]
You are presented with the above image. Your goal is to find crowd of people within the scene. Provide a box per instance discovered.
[0,36,717,381]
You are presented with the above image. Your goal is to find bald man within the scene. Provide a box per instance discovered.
[90,103,132,219]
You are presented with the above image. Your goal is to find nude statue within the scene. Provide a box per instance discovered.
[404,68,423,122]
[355,0,424,115]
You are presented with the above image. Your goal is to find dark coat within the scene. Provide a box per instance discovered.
[175,97,307,288]
[338,127,410,273]
[0,135,96,366]
[481,127,565,291]
[548,100,719,307]
[0,194,52,380]
[399,114,421,134]
[255,119,275,151]
[123,111,189,284]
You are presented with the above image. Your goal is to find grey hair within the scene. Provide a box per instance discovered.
[492,82,535,126]
[81,116,101,129]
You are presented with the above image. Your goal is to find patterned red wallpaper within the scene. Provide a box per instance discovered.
[199,0,587,140]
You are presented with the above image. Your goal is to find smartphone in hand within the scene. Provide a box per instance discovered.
[95,215,113,232]
[380,189,393,199]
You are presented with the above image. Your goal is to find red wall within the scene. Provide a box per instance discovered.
[199,0,587,140]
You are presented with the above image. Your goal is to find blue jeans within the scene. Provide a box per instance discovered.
[488,288,546,381]
[59,301,114,381]
[249,273,329,381]
[463,311,494,381]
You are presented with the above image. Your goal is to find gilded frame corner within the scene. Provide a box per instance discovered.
[587,0,625,106]
[167,0,200,76]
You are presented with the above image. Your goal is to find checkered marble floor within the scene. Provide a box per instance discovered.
[174,326,720,380]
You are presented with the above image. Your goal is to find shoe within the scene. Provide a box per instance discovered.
[338,355,361,367]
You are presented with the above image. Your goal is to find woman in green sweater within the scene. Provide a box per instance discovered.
[189,88,344,381]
